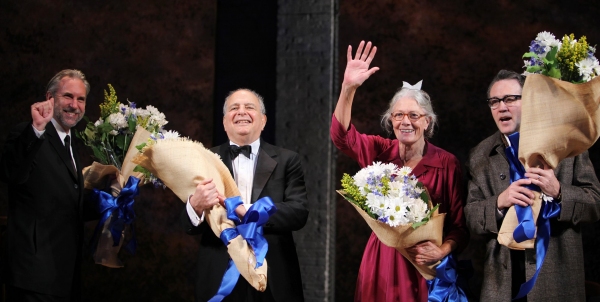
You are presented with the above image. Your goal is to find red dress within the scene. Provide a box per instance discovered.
[330,115,469,302]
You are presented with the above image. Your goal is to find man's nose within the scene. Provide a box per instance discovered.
[497,100,509,111]
[67,98,78,108]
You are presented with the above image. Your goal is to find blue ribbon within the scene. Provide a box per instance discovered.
[90,176,139,255]
[427,254,468,302]
[504,132,562,300]
[208,196,277,302]
[505,133,538,243]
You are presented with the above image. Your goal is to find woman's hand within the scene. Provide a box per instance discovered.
[406,240,453,266]
[334,40,380,129]
[343,40,380,88]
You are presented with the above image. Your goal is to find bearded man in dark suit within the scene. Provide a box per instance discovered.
[1,69,96,301]
[181,88,309,302]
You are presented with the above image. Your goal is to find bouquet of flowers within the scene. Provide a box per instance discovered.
[497,32,600,252]
[338,162,444,280]
[79,84,172,267]
[131,132,273,298]
[523,31,600,83]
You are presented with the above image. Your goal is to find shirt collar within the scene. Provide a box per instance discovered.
[50,118,70,141]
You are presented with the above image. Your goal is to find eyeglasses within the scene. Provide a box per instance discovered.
[486,95,521,109]
[390,112,426,121]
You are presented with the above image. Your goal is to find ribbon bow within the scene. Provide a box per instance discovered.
[90,176,140,255]
[402,80,423,90]
[229,145,252,159]
[209,196,277,302]
[427,254,468,302]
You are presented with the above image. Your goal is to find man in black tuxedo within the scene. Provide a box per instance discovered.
[181,88,309,302]
[0,70,93,301]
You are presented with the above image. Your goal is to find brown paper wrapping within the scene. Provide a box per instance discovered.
[132,135,267,291]
[81,127,152,267]
[497,74,600,249]
[340,191,445,280]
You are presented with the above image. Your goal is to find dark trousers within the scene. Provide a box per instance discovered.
[6,285,71,302]
[511,249,527,302]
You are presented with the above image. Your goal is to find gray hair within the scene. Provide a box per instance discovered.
[222,88,267,115]
[487,69,525,98]
[46,69,90,97]
[380,87,437,138]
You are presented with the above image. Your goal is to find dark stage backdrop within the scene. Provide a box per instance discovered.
[336,0,600,301]
[1,0,600,301]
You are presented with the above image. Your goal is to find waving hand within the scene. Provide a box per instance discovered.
[344,40,380,88]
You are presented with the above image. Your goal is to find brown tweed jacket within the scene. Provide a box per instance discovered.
[464,132,600,302]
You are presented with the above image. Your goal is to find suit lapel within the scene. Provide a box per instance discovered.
[252,141,276,202]
[217,143,234,175]
[45,123,78,181]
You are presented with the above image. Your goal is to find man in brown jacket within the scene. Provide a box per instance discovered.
[464,70,600,301]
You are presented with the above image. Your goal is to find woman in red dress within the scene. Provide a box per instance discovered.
[331,41,469,302]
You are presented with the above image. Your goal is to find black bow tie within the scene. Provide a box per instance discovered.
[229,145,252,159]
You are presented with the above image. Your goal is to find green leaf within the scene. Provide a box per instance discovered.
[546,46,558,60]
[128,118,137,132]
[115,134,126,151]
[526,65,542,73]
[91,146,108,164]
[522,52,539,59]
[133,165,147,173]
[411,219,428,229]
[136,142,147,152]
[98,122,114,134]
[547,67,561,79]
[83,127,96,141]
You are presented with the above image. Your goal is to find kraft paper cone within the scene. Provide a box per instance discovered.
[132,138,267,292]
[497,192,542,250]
[519,74,600,169]
[498,74,600,250]
[341,191,445,280]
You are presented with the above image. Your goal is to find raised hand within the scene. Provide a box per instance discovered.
[343,40,380,88]
[31,96,54,131]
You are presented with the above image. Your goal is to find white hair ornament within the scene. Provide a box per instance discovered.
[402,80,423,90]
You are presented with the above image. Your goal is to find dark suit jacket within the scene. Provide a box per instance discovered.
[181,139,309,302]
[464,132,600,302]
[0,121,88,297]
